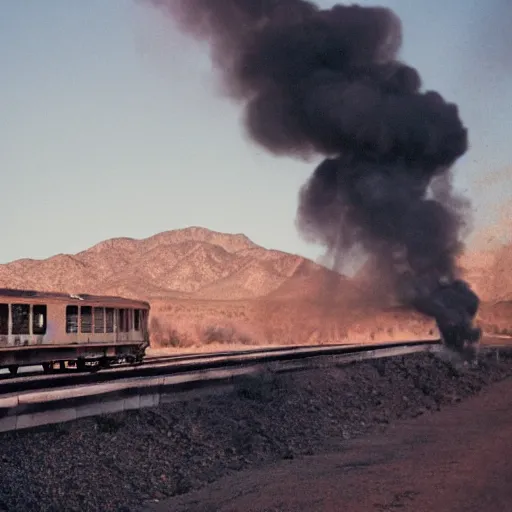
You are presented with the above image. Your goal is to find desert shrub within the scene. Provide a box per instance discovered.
[149,316,164,346]
[201,321,257,346]
[484,323,500,334]
[203,325,235,344]
[237,333,254,345]
[149,316,194,348]
[159,328,185,348]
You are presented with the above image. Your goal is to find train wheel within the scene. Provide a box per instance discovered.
[8,365,19,376]
[89,361,101,373]
[99,357,110,369]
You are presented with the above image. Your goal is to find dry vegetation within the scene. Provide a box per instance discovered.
[148,297,438,349]
[475,301,512,336]
[0,226,509,349]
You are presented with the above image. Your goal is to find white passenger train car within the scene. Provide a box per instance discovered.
[0,288,150,374]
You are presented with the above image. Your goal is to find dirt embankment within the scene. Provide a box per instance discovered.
[1,350,512,511]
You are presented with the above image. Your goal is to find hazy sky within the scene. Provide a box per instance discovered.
[1,0,511,264]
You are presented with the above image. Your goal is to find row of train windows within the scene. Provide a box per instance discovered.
[0,304,146,336]
[65,306,144,334]
[0,304,46,336]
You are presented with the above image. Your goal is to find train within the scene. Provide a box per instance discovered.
[0,288,150,375]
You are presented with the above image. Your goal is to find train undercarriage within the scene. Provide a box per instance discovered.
[0,342,147,376]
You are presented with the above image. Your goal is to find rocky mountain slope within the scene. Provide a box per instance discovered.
[0,227,360,303]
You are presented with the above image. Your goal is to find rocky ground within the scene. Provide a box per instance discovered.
[1,349,512,512]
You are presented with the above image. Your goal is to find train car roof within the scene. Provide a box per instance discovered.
[0,288,150,308]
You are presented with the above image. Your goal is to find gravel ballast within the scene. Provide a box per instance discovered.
[1,350,512,511]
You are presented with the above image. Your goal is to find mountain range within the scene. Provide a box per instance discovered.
[0,227,359,302]
[0,226,509,346]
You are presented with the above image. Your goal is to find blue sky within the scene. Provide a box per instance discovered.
[1,0,510,264]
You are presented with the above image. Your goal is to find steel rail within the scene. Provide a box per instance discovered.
[0,342,358,380]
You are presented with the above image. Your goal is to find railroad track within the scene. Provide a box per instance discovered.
[0,340,434,396]
[0,339,453,433]
[0,342,357,381]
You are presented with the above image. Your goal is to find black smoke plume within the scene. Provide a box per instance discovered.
[146,0,482,356]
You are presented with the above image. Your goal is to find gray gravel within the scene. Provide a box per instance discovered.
[1,350,512,512]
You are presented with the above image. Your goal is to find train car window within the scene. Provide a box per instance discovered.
[32,305,47,335]
[134,309,140,331]
[11,304,30,335]
[94,307,105,333]
[66,305,79,333]
[126,309,133,331]
[105,308,114,333]
[119,308,127,332]
[80,306,92,333]
[0,304,8,335]
[141,310,147,331]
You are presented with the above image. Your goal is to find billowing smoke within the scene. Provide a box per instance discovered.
[145,0,482,356]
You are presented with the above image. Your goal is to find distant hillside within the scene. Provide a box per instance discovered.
[0,226,360,303]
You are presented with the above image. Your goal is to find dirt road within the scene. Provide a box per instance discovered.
[147,375,512,512]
